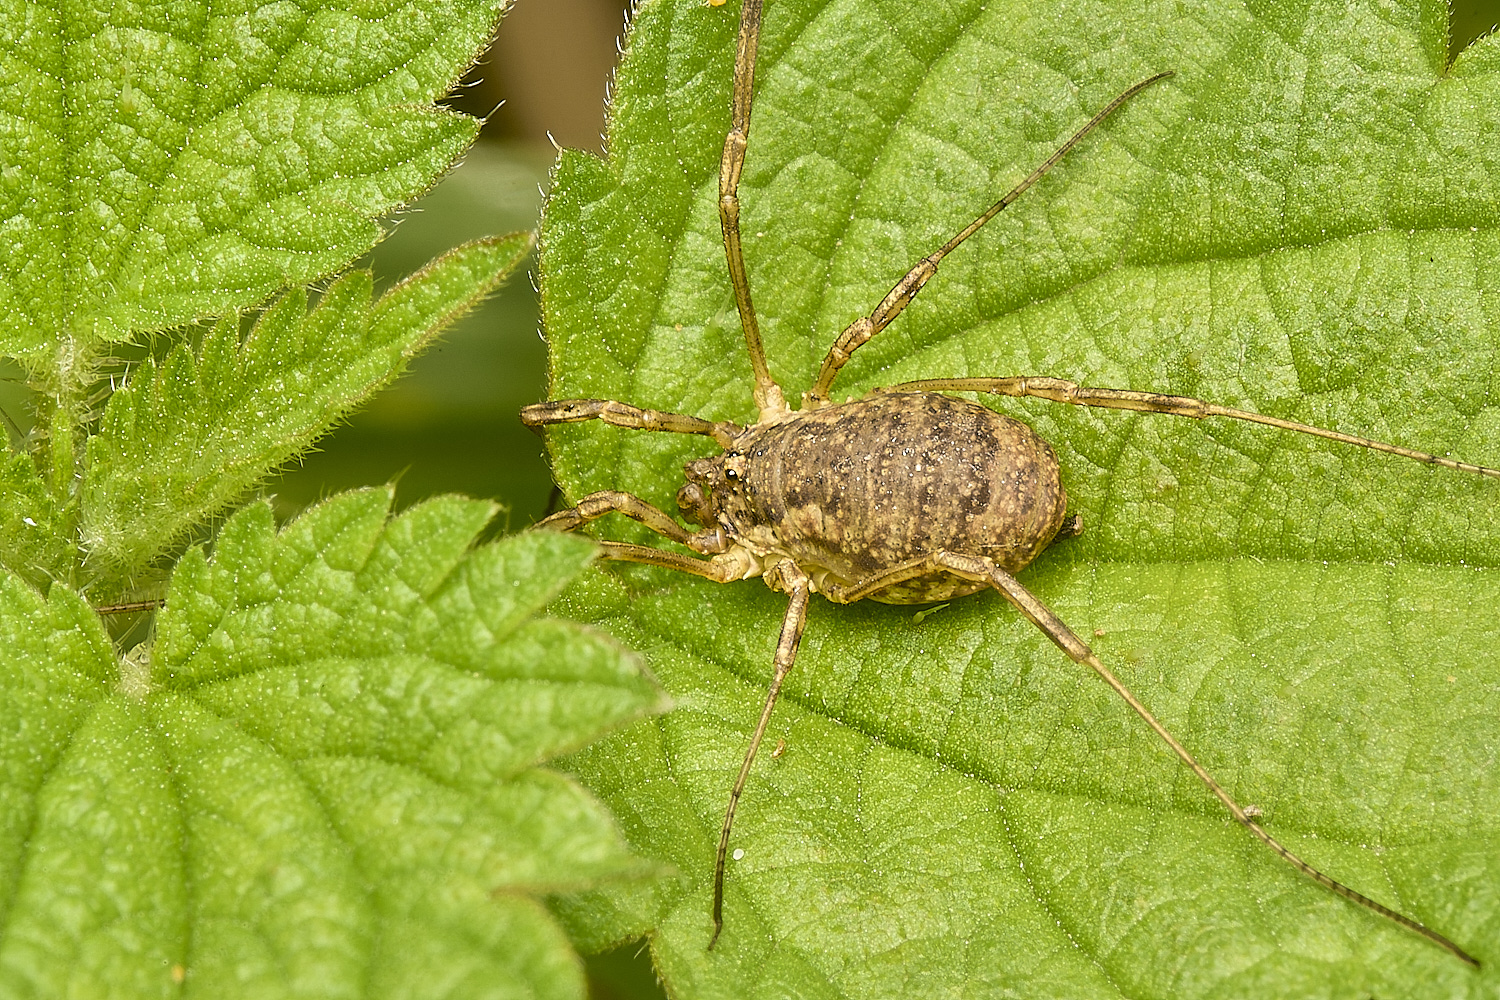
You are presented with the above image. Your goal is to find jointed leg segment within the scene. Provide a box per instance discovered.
[718,0,787,417]
[804,72,1175,406]
[889,377,1500,479]
[594,541,741,584]
[521,398,741,448]
[536,490,702,545]
[710,561,812,950]
[536,489,739,569]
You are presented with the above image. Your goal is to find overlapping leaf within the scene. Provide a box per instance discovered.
[0,450,77,590]
[0,491,668,999]
[538,0,1500,996]
[82,234,532,575]
[0,0,510,356]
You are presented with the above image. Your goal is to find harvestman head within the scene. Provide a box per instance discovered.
[523,0,1494,966]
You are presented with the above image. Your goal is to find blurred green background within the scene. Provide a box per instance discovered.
[263,140,557,528]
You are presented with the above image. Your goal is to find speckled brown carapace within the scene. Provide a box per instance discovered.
[680,392,1067,603]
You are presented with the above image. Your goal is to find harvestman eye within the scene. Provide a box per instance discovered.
[523,0,1492,967]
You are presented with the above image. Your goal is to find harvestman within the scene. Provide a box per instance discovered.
[523,0,1494,965]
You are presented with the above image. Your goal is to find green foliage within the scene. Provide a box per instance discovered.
[0,0,539,594]
[0,0,506,356]
[82,235,531,575]
[0,450,77,592]
[0,494,668,997]
[539,0,1500,995]
[0,0,676,996]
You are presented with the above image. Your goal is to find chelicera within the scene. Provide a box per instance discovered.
[523,0,1495,965]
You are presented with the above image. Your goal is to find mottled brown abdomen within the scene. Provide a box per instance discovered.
[728,392,1067,602]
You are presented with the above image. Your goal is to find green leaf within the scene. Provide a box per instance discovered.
[539,0,1500,995]
[80,233,533,576]
[0,0,507,356]
[0,450,77,590]
[0,490,669,999]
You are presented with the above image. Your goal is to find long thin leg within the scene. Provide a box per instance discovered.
[822,550,1479,967]
[718,0,788,417]
[709,561,812,949]
[95,599,165,615]
[888,377,1500,479]
[537,491,701,546]
[594,541,745,584]
[521,398,741,448]
[536,490,740,564]
[804,72,1173,406]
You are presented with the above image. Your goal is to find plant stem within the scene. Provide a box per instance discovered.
[31,336,95,503]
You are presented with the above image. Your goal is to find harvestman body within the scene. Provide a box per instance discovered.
[524,0,1494,965]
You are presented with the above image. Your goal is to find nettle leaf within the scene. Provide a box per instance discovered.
[0,492,669,999]
[81,234,533,575]
[0,0,507,356]
[540,0,1500,996]
[0,450,77,591]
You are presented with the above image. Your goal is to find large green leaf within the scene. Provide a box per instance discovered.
[538,0,1500,996]
[0,0,507,356]
[0,491,669,999]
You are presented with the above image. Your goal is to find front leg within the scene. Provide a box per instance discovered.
[522,398,741,448]
[536,489,729,556]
